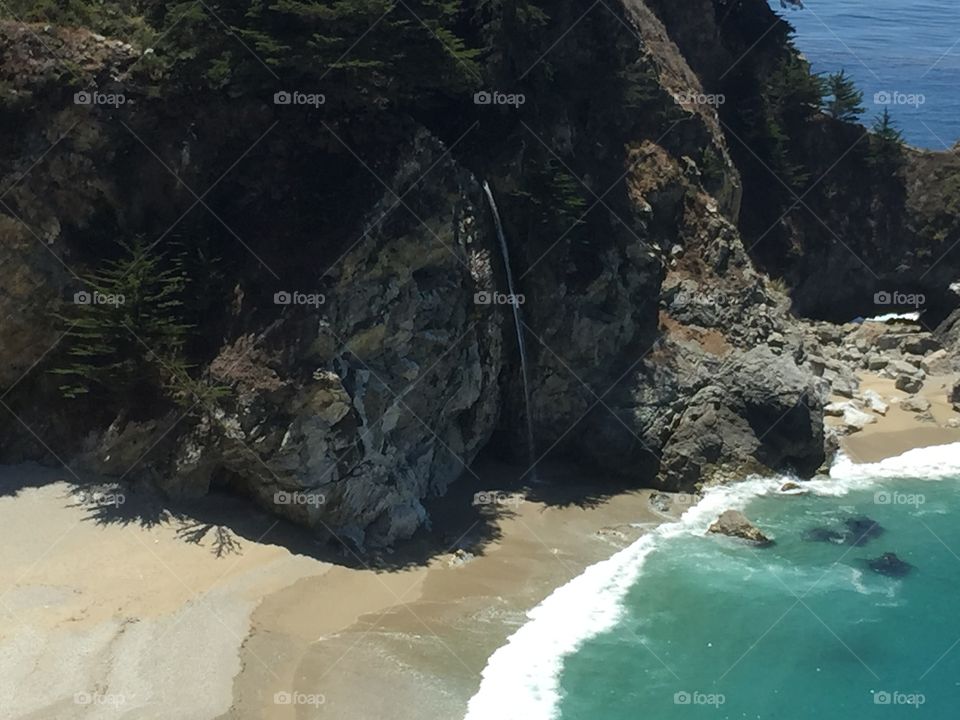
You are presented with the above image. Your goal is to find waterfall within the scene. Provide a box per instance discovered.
[481,181,537,475]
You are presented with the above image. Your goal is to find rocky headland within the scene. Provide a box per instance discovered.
[0,0,957,552]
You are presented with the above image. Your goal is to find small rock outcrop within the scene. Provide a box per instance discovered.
[708,509,773,545]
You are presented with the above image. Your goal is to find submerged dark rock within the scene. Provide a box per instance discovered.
[844,516,885,546]
[803,527,847,544]
[867,553,914,578]
[803,516,885,546]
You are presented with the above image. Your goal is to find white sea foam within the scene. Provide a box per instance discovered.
[462,476,777,720]
[830,443,960,482]
[463,443,960,720]
[862,311,921,323]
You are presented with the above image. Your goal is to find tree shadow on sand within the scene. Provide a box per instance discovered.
[1,447,646,570]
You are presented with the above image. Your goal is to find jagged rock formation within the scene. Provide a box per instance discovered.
[0,1,955,546]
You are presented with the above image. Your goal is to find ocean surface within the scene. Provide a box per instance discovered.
[769,0,960,149]
[464,444,960,719]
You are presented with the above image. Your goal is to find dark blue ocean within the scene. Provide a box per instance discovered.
[770,0,960,149]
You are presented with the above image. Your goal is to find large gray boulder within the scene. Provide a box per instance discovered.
[657,346,826,489]
[708,509,773,545]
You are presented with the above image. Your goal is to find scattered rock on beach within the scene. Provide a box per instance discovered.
[841,405,877,430]
[900,396,932,413]
[708,510,773,545]
[895,373,924,394]
[867,552,913,578]
[921,349,953,376]
[649,492,673,513]
[860,389,889,415]
[949,381,960,411]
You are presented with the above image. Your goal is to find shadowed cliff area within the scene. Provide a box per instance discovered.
[0,0,955,550]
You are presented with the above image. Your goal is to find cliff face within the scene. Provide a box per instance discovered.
[0,1,951,546]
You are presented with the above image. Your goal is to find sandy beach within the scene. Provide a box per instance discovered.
[2,366,957,719]
[0,461,677,720]
[837,371,960,463]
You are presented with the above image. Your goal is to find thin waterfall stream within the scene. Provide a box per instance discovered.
[481,181,537,476]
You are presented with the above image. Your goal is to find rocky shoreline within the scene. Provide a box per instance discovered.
[0,0,957,553]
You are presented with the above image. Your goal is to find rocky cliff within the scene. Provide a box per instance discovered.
[0,0,954,546]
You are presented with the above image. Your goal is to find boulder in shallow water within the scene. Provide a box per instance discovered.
[779,481,804,493]
[708,510,773,545]
[867,552,913,578]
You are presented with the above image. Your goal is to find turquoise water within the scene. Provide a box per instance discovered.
[556,474,960,718]
[770,0,960,149]
[464,445,960,720]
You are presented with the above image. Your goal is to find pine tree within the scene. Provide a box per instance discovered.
[52,240,192,402]
[823,70,864,121]
[869,108,905,169]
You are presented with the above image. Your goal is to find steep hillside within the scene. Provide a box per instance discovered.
[0,0,953,546]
